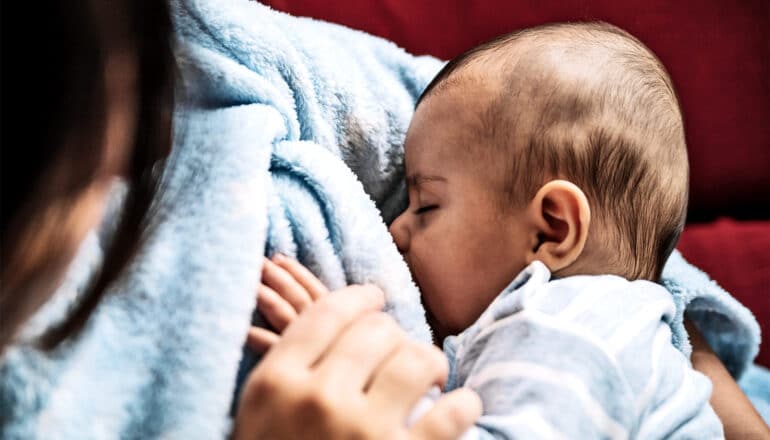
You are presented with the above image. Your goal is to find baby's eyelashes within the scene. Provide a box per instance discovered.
[415,205,438,215]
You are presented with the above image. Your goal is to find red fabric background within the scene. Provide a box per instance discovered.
[263,0,770,367]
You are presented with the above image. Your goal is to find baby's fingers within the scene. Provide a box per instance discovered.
[272,254,329,300]
[246,326,280,353]
[257,284,298,332]
[262,258,314,313]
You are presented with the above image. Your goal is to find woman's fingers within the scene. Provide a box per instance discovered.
[314,312,406,391]
[261,258,314,313]
[410,388,482,439]
[261,283,385,369]
[272,254,329,300]
[367,340,449,421]
[257,284,297,332]
[236,284,478,440]
[246,326,280,353]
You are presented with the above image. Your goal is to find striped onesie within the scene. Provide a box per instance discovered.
[442,261,723,439]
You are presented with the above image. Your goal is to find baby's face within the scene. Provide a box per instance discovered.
[389,85,530,342]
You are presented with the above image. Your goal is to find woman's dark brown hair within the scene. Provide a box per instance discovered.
[0,0,175,349]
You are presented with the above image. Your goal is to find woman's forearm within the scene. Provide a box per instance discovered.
[685,318,770,439]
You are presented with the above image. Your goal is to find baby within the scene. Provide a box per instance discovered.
[255,22,723,438]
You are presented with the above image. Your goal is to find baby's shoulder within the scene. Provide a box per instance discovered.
[470,264,677,351]
[528,273,675,319]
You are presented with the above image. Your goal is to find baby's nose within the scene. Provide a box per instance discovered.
[388,213,410,254]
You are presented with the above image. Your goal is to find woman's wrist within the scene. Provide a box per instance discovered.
[684,316,712,354]
[684,316,770,439]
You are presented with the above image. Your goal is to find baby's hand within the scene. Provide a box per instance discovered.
[247,254,329,353]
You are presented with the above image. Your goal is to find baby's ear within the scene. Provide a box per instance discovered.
[525,180,590,272]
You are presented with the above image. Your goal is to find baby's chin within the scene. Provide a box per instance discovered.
[409,272,449,342]
[420,295,450,345]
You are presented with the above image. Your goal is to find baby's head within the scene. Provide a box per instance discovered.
[389,22,688,340]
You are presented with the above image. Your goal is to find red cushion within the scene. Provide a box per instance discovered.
[679,219,770,368]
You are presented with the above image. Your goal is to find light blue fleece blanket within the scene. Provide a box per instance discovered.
[0,0,766,437]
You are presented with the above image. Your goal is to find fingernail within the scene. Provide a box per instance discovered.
[272,253,285,262]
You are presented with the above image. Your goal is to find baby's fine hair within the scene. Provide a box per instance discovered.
[418,22,688,280]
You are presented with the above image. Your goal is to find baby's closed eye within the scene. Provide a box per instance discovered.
[415,205,438,215]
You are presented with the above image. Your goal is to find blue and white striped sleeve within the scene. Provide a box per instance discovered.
[449,269,723,439]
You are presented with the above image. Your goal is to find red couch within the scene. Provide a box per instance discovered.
[264,0,770,367]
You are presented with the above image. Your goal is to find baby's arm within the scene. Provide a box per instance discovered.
[248,255,328,352]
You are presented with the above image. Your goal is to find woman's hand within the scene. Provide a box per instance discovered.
[234,283,482,439]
